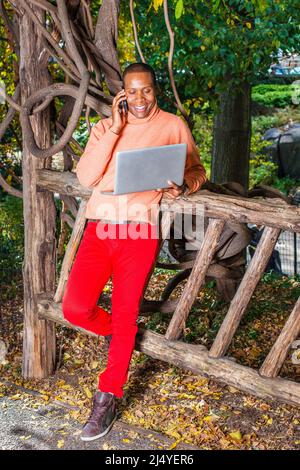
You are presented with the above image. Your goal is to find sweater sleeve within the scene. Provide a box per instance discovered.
[175,117,207,194]
[75,120,120,188]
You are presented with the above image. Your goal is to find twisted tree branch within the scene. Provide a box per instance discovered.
[0,172,22,198]
[163,0,191,127]
[0,84,21,140]
[94,0,122,95]
[129,0,146,63]
[17,0,80,79]
[57,0,88,77]
[20,71,90,158]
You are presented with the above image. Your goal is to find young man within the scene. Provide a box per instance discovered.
[62,63,207,441]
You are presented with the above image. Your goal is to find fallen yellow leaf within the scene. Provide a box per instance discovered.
[57,439,64,449]
[169,440,181,450]
[84,387,92,399]
[229,430,242,441]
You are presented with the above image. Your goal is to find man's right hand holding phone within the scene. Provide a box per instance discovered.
[109,89,128,135]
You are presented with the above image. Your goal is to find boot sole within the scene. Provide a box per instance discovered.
[80,414,117,441]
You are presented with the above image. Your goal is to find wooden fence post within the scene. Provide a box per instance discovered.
[20,7,57,378]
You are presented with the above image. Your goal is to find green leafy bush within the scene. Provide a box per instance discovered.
[252,84,297,108]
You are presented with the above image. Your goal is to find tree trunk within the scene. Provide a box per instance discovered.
[211,82,251,191]
[20,5,57,378]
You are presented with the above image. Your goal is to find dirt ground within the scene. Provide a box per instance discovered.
[0,274,300,450]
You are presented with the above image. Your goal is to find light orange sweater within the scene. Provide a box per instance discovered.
[76,101,207,224]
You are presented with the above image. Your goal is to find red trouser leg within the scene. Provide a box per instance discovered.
[62,221,113,336]
[98,223,160,398]
[62,221,160,398]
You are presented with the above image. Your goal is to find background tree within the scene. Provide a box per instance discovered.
[129,0,300,189]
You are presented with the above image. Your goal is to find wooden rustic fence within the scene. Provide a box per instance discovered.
[32,168,300,407]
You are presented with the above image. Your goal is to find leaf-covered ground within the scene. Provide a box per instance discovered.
[0,269,300,450]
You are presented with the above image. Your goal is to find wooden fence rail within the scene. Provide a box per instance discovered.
[30,169,300,407]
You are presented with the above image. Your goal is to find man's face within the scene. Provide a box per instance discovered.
[124,71,156,119]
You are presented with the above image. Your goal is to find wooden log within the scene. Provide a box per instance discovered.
[36,169,300,233]
[141,298,179,314]
[209,226,281,358]
[156,261,193,270]
[54,200,87,303]
[259,296,300,378]
[165,218,226,340]
[36,294,300,407]
[37,169,91,198]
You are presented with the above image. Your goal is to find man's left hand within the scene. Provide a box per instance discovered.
[155,180,190,199]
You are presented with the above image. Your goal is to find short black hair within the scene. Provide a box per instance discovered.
[123,63,157,89]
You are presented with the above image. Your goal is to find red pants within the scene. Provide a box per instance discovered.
[62,221,160,398]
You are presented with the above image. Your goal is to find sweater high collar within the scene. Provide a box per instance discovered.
[126,100,160,124]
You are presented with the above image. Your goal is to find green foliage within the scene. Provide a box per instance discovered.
[249,153,278,187]
[252,105,300,132]
[252,84,297,108]
[0,195,24,299]
[187,97,300,192]
[252,115,279,133]
[272,175,300,195]
[136,0,300,113]
[117,6,136,67]
[0,11,22,156]
[191,112,213,179]
[175,0,184,19]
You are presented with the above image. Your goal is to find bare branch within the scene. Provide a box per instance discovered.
[6,0,22,15]
[44,43,81,83]
[56,121,83,154]
[94,0,122,95]
[57,0,87,77]
[81,0,94,39]
[0,86,22,112]
[61,211,75,229]
[0,172,22,198]
[0,105,16,141]
[28,82,110,115]
[65,143,80,161]
[18,0,80,79]
[0,0,19,45]
[163,0,191,127]
[85,105,91,135]
[129,0,146,63]
[20,71,90,158]
[0,84,20,141]
[60,194,78,218]
[27,0,57,13]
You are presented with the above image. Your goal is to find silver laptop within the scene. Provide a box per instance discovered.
[100,143,187,195]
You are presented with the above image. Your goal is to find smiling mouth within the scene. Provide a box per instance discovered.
[134,105,146,112]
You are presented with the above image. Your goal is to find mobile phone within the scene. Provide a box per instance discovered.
[119,99,128,113]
